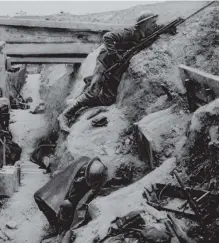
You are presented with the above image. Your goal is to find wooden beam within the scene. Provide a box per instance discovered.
[179,64,219,97]
[10,57,86,64]
[5,43,97,57]
[0,17,129,32]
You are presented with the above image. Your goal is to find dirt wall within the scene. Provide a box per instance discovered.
[117,4,219,122]
[39,64,79,130]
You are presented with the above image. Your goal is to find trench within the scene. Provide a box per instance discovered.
[0,3,217,242]
[0,72,50,243]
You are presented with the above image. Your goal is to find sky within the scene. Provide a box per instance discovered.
[0,1,164,16]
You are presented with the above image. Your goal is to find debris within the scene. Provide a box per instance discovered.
[0,228,16,241]
[173,171,203,222]
[0,229,8,240]
[97,210,145,243]
[29,102,45,114]
[166,214,197,243]
[6,220,18,229]
[92,116,108,127]
[87,108,108,120]
[3,230,16,240]
[160,83,173,101]
[147,201,196,220]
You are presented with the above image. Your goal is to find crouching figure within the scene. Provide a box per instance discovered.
[34,156,108,243]
[58,12,160,133]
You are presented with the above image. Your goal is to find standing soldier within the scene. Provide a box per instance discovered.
[58,12,161,133]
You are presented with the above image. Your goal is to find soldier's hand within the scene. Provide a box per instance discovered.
[167,26,177,35]
[116,53,124,63]
[109,53,124,63]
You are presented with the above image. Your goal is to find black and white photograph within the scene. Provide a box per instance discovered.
[0,0,218,242]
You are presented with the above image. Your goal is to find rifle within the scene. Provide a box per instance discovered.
[104,1,215,82]
[12,85,26,104]
[104,17,184,82]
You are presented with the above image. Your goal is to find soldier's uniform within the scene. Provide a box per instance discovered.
[59,13,160,132]
[59,26,145,131]
[34,157,108,242]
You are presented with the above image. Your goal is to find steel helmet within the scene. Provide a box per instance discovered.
[136,12,158,26]
[85,157,107,187]
[60,199,72,209]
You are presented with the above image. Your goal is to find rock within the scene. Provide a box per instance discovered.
[0,229,16,241]
[0,230,8,240]
[4,230,16,240]
[100,150,106,155]
[125,138,131,145]
[164,148,172,158]
[6,220,18,229]
[115,148,120,154]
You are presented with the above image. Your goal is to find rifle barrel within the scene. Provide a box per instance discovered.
[107,18,183,75]
[105,1,215,77]
[184,1,215,22]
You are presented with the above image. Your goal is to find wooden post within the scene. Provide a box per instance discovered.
[0,41,7,97]
[17,163,21,186]
[179,64,219,112]
[148,139,154,170]
[0,137,5,169]
[3,136,6,167]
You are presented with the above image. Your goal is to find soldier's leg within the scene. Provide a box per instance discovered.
[87,73,105,96]
[58,55,108,133]
[58,74,105,132]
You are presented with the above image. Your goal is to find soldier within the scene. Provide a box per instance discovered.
[34,156,108,242]
[9,90,30,110]
[0,88,10,131]
[58,12,161,133]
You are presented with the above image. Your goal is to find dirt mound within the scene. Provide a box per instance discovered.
[45,1,207,25]
[116,4,219,123]
[181,99,219,190]
[39,64,77,129]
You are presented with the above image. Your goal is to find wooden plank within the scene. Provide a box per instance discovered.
[179,64,219,97]
[5,43,97,56]
[179,64,219,112]
[10,57,86,64]
[0,17,129,32]
[135,106,189,167]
